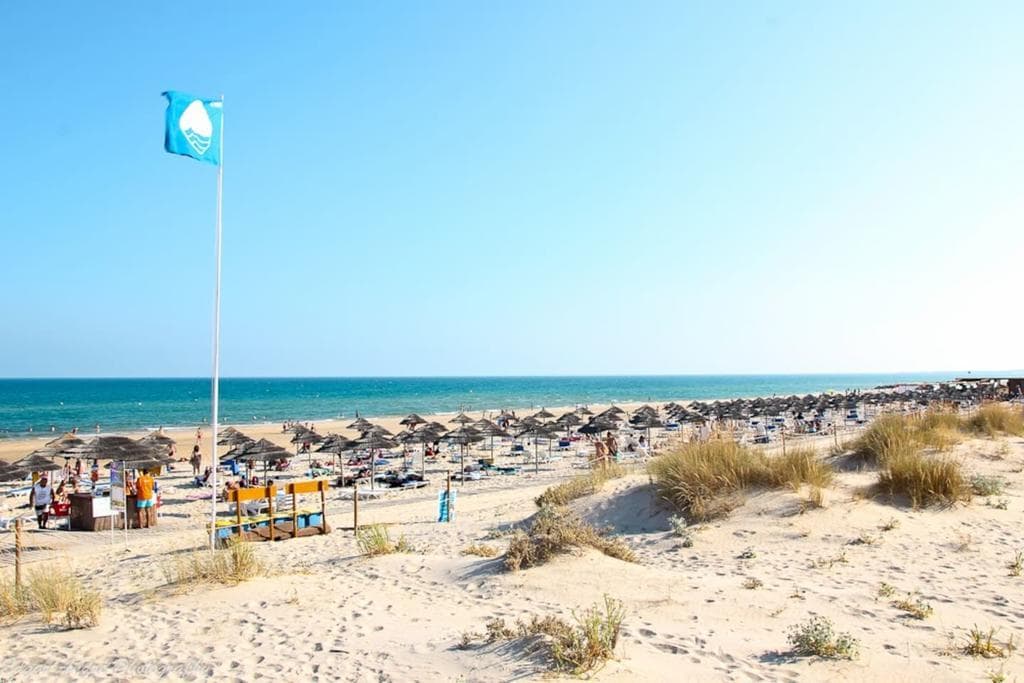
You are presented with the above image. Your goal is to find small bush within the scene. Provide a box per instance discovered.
[484,617,515,642]
[892,594,933,619]
[879,517,900,532]
[535,464,625,507]
[550,596,626,675]
[963,626,1015,658]
[357,524,412,557]
[965,405,1024,437]
[668,514,694,546]
[1007,551,1023,577]
[164,540,266,586]
[743,577,763,590]
[972,475,1006,497]
[810,551,848,570]
[787,616,859,659]
[466,597,626,675]
[462,543,498,558]
[878,582,897,599]
[504,506,635,571]
[877,450,971,508]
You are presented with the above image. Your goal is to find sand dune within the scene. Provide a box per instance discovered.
[2,430,1023,681]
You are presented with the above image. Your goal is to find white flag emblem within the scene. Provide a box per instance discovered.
[179,100,213,155]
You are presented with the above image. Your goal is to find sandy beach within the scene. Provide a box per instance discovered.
[1,402,1022,681]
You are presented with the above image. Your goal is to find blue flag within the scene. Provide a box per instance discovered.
[163,91,222,165]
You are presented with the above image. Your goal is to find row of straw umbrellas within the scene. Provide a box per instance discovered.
[1,432,179,484]
[214,405,651,487]
[669,381,1003,423]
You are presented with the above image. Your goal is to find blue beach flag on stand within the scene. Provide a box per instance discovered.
[163,91,223,165]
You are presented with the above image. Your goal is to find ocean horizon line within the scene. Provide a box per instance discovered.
[0,369,1015,381]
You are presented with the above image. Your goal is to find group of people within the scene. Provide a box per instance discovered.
[27,464,159,530]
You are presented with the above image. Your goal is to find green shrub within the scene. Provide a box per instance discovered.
[971,475,1006,496]
[465,597,626,675]
[963,626,1015,658]
[787,616,859,659]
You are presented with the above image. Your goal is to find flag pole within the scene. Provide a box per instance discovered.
[209,94,224,551]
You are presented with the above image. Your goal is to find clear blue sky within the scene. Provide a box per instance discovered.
[1,2,1021,377]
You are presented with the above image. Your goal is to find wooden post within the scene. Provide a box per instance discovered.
[319,481,327,535]
[14,518,23,589]
[352,482,359,535]
[235,494,243,542]
[292,490,298,539]
[267,486,275,542]
[781,426,786,456]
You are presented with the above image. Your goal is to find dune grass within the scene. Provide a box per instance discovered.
[647,441,833,521]
[535,463,626,508]
[846,411,973,508]
[964,404,1024,438]
[851,415,921,466]
[0,567,102,629]
[504,506,636,571]
[162,540,266,587]
[357,524,412,557]
[876,449,970,508]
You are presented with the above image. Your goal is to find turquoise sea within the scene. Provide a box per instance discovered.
[0,373,968,436]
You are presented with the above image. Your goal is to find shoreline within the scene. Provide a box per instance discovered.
[0,373,966,439]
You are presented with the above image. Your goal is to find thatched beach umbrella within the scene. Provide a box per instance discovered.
[450,412,474,425]
[346,417,373,432]
[346,431,398,490]
[218,431,254,447]
[515,423,558,473]
[399,413,427,428]
[0,460,28,484]
[232,438,291,479]
[531,408,555,421]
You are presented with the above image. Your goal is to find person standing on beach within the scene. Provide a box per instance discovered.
[134,469,155,528]
[30,475,53,529]
[604,432,618,461]
[190,445,202,475]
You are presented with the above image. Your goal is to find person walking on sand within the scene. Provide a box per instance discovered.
[190,445,202,475]
[604,431,618,462]
[30,475,53,529]
[134,469,156,528]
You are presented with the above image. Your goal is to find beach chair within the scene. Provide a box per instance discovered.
[50,501,71,530]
